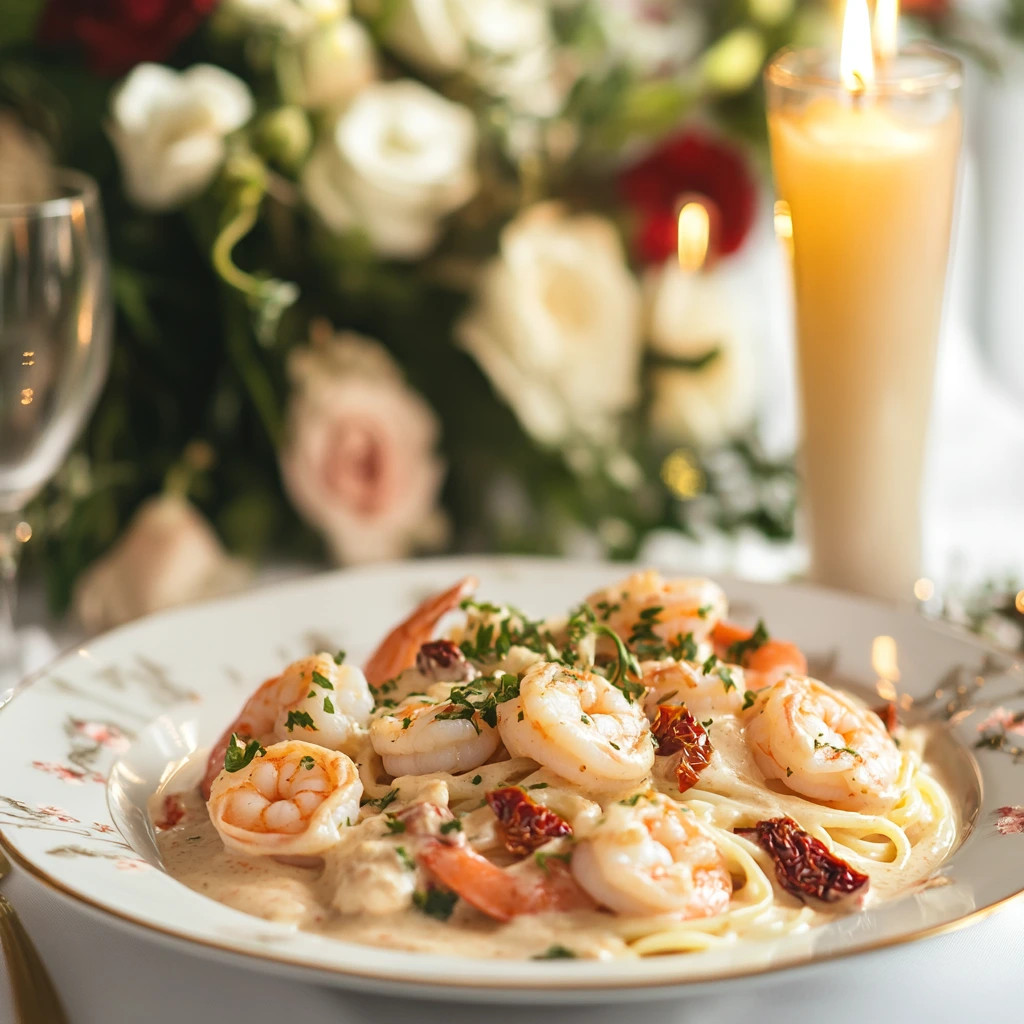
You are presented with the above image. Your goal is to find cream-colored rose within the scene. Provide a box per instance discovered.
[279,327,447,564]
[291,17,376,109]
[0,112,55,205]
[369,0,547,73]
[596,0,704,74]
[109,64,254,211]
[457,202,642,446]
[302,80,477,258]
[73,495,251,632]
[644,259,757,448]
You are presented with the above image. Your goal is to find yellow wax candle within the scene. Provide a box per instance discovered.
[766,43,962,603]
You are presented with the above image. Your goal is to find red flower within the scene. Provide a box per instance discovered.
[36,0,216,77]
[618,130,757,265]
[902,0,949,18]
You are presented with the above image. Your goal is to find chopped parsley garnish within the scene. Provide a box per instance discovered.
[534,851,572,873]
[401,717,412,730]
[701,718,713,732]
[284,710,317,732]
[534,945,577,960]
[627,605,668,660]
[311,669,334,690]
[334,650,346,665]
[697,604,712,619]
[668,632,698,662]
[718,666,736,693]
[581,714,591,725]
[362,788,400,812]
[726,620,770,664]
[299,755,315,771]
[471,775,482,785]
[306,690,316,698]
[528,782,549,789]
[702,654,719,675]
[439,819,463,835]
[224,734,266,772]
[786,767,793,777]
[742,690,757,711]
[518,710,524,721]
[413,887,458,920]
[609,742,620,751]
[813,739,862,760]
[594,599,620,621]
[323,695,335,714]
[620,793,644,806]
[395,846,415,871]
[385,818,407,834]
[187,835,202,843]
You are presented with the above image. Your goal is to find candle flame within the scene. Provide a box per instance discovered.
[677,201,711,273]
[840,0,875,94]
[874,0,899,60]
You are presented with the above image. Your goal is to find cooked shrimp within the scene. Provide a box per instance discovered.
[641,658,744,719]
[417,837,593,922]
[363,576,477,687]
[497,662,654,795]
[370,683,500,777]
[587,570,727,649]
[711,621,807,690]
[207,740,362,857]
[202,654,374,798]
[571,795,731,918]
[744,676,902,813]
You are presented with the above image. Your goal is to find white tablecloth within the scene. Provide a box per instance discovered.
[0,858,1021,1024]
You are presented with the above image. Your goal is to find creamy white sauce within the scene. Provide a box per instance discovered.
[154,715,959,961]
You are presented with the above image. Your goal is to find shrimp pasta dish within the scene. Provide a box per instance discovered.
[155,571,959,961]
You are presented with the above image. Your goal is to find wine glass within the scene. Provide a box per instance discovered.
[0,170,112,677]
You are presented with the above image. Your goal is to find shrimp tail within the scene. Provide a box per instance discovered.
[364,576,478,687]
[200,673,281,799]
[417,839,593,923]
[711,621,807,687]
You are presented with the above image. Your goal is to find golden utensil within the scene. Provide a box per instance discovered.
[0,848,69,1024]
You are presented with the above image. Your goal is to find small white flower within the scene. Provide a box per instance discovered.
[458,202,642,447]
[73,495,250,632]
[108,64,254,211]
[291,17,376,109]
[368,0,563,114]
[595,0,704,74]
[302,79,477,258]
[644,259,757,449]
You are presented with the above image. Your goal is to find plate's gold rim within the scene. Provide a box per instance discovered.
[3,827,1024,992]
[2,558,1023,992]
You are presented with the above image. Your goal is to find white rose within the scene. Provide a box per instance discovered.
[457,202,642,447]
[109,64,254,211]
[644,259,757,448]
[73,495,251,632]
[218,0,347,35]
[292,17,376,109]
[596,0,704,74]
[371,0,548,73]
[279,325,447,564]
[302,80,477,258]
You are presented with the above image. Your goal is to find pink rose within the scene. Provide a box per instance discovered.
[279,325,447,564]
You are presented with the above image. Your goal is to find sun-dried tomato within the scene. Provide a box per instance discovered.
[416,640,474,682]
[486,787,572,857]
[735,816,869,906]
[872,702,899,734]
[651,704,713,793]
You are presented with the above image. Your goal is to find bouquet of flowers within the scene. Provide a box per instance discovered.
[0,0,821,623]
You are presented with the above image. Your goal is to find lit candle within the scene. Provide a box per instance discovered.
[766,0,962,603]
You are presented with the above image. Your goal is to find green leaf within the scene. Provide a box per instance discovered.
[413,888,458,921]
[224,734,266,772]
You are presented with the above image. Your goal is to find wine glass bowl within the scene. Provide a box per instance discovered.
[0,170,112,515]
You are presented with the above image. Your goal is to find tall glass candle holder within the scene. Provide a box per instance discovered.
[766,43,962,603]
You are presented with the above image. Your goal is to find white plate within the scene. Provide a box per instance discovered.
[0,557,1022,1003]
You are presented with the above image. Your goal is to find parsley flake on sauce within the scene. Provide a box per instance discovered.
[534,945,577,960]
[413,888,458,920]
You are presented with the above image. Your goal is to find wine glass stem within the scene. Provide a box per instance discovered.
[0,516,22,675]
